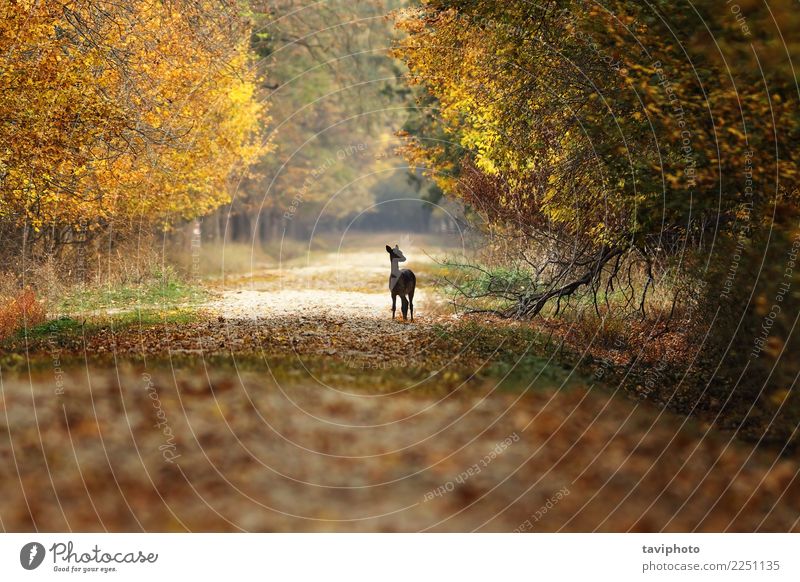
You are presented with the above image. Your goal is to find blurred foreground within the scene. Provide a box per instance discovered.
[1,238,798,531]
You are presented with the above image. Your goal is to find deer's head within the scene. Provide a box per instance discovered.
[386,244,407,262]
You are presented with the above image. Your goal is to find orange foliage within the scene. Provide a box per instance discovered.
[0,289,46,341]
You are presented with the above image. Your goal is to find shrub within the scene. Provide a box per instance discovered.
[0,289,47,341]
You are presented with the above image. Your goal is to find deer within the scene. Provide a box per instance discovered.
[386,244,416,321]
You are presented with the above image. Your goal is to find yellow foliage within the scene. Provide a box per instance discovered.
[393,0,800,250]
[0,0,267,230]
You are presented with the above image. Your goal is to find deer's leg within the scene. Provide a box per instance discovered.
[401,296,409,320]
[391,293,397,319]
[409,289,414,322]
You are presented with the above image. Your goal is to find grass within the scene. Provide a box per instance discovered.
[431,320,584,390]
[433,320,541,359]
[0,307,202,371]
[10,308,200,343]
[58,271,207,314]
[4,265,209,360]
[1,259,208,369]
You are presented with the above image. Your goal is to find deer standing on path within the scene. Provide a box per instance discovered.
[386,244,416,321]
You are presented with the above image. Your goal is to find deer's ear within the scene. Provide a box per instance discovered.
[385,245,392,253]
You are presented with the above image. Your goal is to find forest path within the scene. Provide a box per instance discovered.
[203,247,438,319]
[1,246,799,532]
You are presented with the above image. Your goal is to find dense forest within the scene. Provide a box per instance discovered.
[0,0,264,250]
[2,0,799,413]
[0,1,443,267]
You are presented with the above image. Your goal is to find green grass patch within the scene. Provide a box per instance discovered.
[21,316,85,341]
[433,320,541,359]
[96,307,200,329]
[58,270,207,314]
[432,320,584,389]
[487,354,581,389]
[3,308,201,352]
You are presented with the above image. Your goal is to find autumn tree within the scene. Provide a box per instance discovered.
[393,0,799,315]
[0,0,266,255]
[394,0,800,442]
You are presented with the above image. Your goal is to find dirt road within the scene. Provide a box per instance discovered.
[1,247,798,531]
